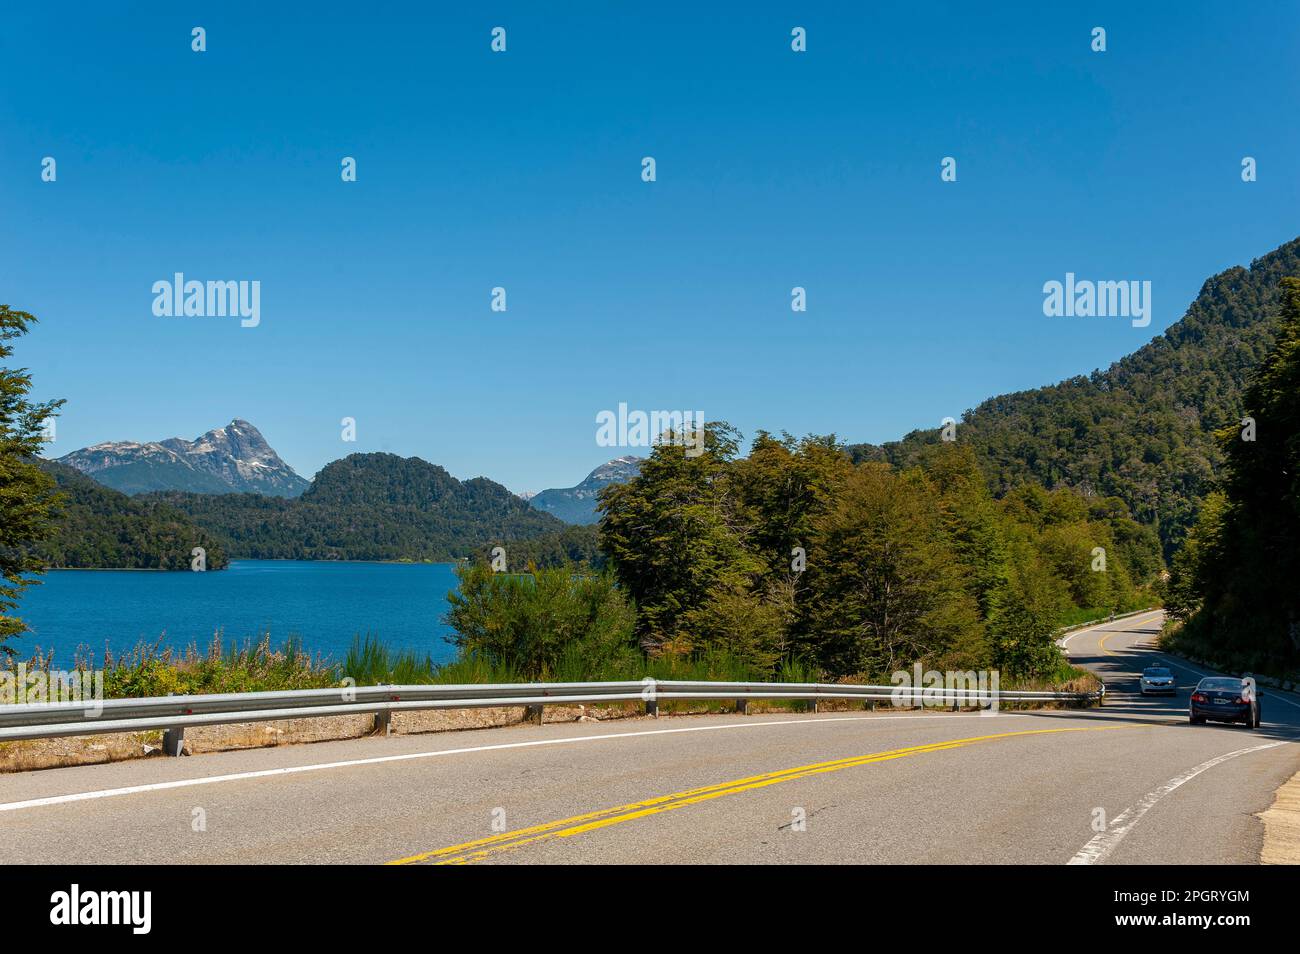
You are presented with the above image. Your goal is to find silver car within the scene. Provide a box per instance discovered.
[1139,666,1177,695]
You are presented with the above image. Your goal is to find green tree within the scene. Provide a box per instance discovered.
[797,464,984,677]
[1166,490,1227,623]
[1176,277,1300,670]
[598,422,763,654]
[730,431,852,580]
[0,305,63,651]
[914,443,1011,619]
[444,562,637,679]
[986,534,1069,676]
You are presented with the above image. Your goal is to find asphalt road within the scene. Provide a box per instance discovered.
[2,610,1297,864]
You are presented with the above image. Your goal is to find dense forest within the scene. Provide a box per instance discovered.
[1166,277,1300,675]
[480,523,605,571]
[147,452,567,562]
[849,237,1300,556]
[460,429,1159,683]
[35,461,229,570]
[594,428,1159,679]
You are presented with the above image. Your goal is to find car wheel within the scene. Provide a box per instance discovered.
[1189,714,1204,725]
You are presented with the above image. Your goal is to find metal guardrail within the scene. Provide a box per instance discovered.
[0,679,1103,755]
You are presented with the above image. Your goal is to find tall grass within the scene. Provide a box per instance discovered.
[340,633,820,687]
[0,632,341,699]
[14,630,1103,702]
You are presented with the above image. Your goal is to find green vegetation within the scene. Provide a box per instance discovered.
[7,635,338,698]
[2,627,817,700]
[146,452,566,562]
[480,523,605,571]
[339,632,808,687]
[35,461,229,570]
[0,305,63,652]
[599,428,1157,681]
[1166,277,1300,677]
[445,562,638,679]
[850,237,1300,556]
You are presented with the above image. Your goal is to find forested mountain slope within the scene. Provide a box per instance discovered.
[35,461,229,570]
[849,236,1300,553]
[147,453,567,562]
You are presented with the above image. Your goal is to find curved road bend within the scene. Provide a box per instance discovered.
[0,610,1296,864]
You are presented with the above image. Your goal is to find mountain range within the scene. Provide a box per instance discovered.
[143,453,567,563]
[527,456,643,524]
[56,420,309,498]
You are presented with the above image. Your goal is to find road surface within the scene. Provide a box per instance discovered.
[1,610,1296,864]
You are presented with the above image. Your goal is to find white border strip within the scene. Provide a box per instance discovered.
[1067,741,1288,864]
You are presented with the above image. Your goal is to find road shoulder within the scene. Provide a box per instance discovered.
[1260,769,1300,864]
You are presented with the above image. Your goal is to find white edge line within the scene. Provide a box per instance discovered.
[0,711,1030,814]
[1066,740,1289,865]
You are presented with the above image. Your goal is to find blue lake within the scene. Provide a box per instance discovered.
[14,560,462,666]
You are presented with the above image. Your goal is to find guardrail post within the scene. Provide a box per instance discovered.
[524,704,544,725]
[373,709,392,736]
[735,698,748,715]
[645,699,658,718]
[162,727,185,757]
[807,698,818,714]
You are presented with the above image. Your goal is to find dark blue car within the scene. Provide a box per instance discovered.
[1189,677,1261,728]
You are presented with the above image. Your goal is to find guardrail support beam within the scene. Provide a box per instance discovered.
[162,726,185,757]
[807,698,818,714]
[735,698,748,715]
[373,710,392,736]
[645,699,658,718]
[524,704,544,725]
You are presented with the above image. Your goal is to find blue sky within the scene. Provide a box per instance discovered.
[3,2,1298,493]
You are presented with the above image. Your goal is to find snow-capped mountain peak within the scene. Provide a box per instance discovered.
[58,420,309,497]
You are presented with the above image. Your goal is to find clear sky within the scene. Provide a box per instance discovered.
[3,2,1298,493]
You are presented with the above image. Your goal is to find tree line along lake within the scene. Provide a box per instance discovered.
[15,561,463,667]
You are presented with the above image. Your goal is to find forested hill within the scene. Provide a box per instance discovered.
[849,236,1300,553]
[35,461,229,570]
[145,452,568,562]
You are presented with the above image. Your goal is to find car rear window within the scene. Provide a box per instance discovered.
[1144,668,1171,676]
[1198,678,1243,690]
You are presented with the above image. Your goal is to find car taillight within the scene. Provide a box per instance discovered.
[1192,693,1206,703]
[1235,697,1245,704]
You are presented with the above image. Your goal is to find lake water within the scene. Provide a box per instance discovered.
[13,560,462,666]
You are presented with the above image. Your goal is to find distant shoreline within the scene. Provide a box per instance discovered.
[44,557,466,572]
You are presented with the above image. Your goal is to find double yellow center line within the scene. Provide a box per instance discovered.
[387,723,1132,865]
